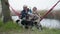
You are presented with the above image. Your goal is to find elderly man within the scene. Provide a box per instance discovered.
[20,5,32,19]
[20,5,33,29]
[20,5,28,19]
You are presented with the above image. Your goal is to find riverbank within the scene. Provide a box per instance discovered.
[12,16,60,29]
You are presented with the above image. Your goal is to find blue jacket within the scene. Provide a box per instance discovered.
[29,9,32,13]
[21,10,27,19]
[21,9,32,19]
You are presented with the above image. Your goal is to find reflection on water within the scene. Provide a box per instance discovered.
[40,19,60,29]
[12,16,60,29]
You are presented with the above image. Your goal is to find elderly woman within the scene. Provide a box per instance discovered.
[32,7,41,23]
[31,7,42,30]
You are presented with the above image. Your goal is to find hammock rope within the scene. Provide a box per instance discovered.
[40,0,60,21]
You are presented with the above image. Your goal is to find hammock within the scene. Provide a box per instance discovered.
[10,0,60,21]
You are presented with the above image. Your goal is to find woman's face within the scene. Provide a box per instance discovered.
[33,7,37,11]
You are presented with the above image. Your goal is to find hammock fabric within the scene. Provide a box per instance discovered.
[10,7,21,16]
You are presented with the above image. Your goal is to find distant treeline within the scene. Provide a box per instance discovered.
[1,9,60,20]
[10,10,60,20]
[39,10,60,20]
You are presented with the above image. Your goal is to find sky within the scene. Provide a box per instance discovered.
[8,0,60,10]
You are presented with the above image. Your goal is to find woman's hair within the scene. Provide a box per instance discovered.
[33,7,37,11]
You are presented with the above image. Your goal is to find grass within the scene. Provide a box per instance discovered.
[0,20,21,32]
[0,19,60,34]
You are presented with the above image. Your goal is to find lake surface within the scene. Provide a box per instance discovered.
[12,16,60,29]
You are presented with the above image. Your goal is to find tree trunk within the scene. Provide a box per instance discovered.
[1,0,12,23]
[0,1,2,18]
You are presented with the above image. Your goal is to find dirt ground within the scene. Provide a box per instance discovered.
[0,29,41,34]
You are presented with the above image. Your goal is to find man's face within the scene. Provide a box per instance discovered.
[23,6,27,10]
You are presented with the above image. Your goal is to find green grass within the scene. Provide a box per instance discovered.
[0,20,21,32]
[0,19,60,34]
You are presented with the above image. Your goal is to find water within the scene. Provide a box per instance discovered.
[40,19,60,29]
[12,16,60,29]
